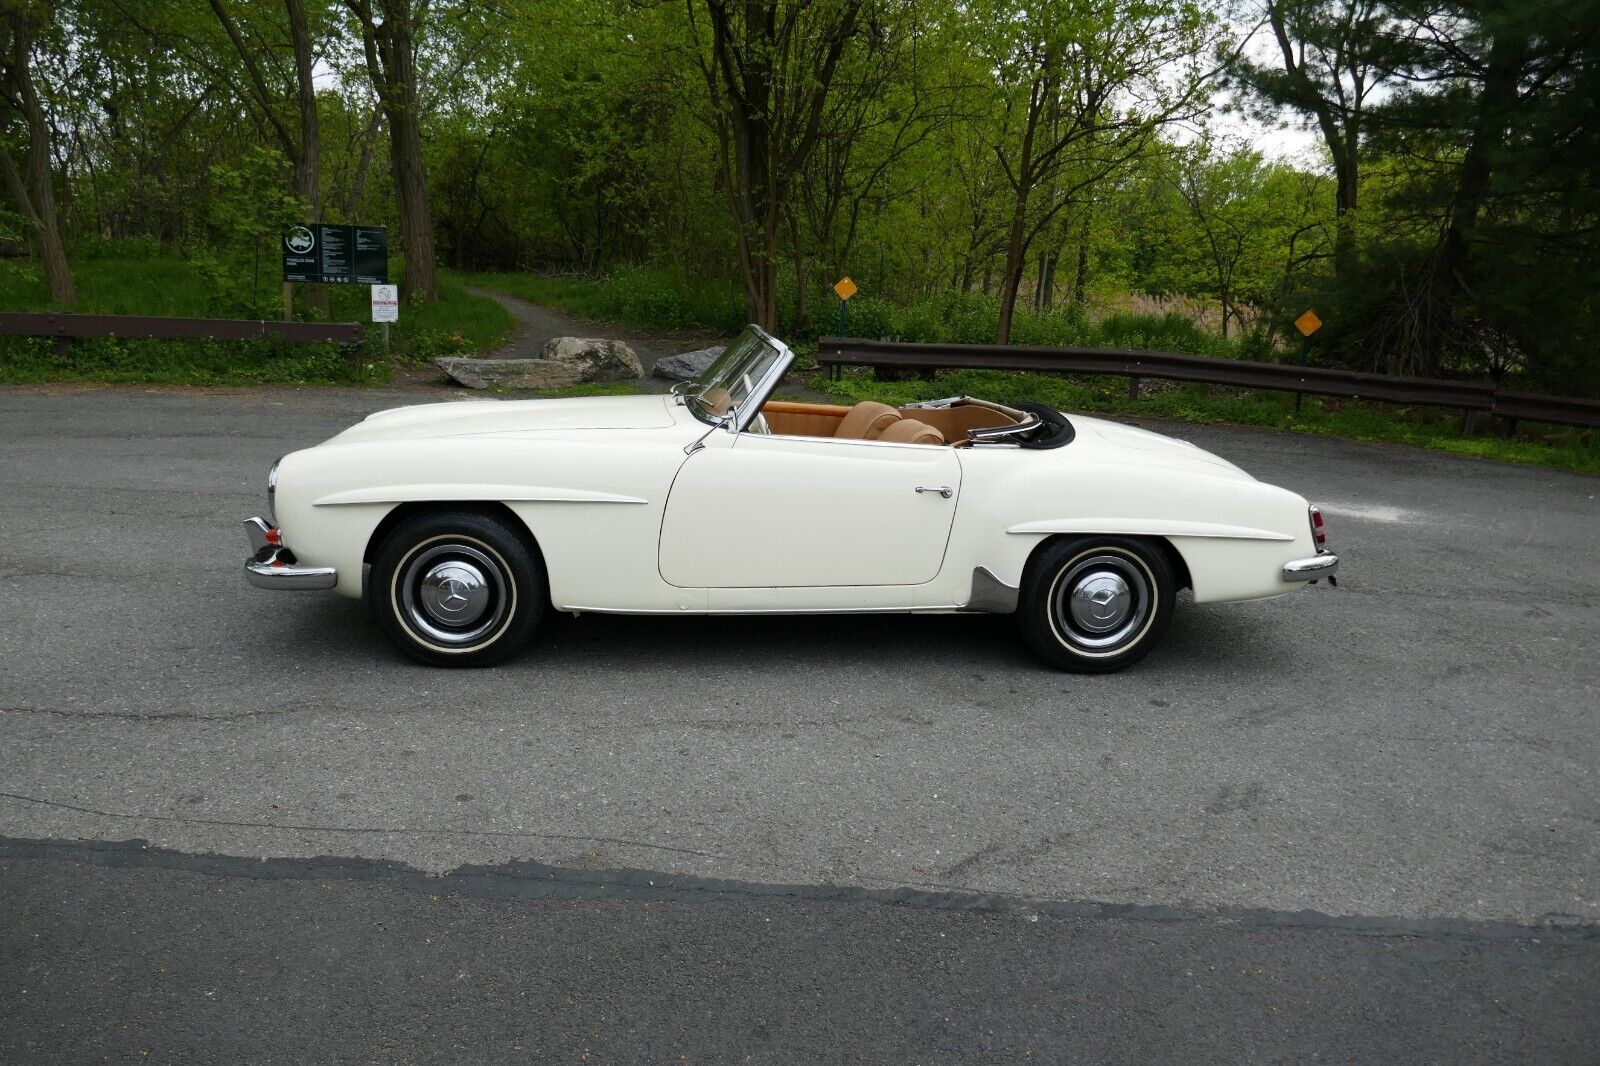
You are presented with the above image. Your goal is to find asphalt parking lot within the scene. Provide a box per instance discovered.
[2,384,1597,1061]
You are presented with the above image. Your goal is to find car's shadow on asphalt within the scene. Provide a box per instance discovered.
[256,593,1295,681]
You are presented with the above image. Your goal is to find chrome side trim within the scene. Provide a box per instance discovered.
[1282,551,1339,582]
[962,566,1020,613]
[245,549,338,590]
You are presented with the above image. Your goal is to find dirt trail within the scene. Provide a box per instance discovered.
[462,286,831,400]
[466,287,723,392]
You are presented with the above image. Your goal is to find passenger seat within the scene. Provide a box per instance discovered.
[833,401,901,440]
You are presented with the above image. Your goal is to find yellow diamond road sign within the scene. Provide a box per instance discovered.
[833,277,858,301]
[1294,309,1323,337]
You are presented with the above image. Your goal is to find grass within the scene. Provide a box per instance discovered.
[0,255,514,386]
[811,367,1600,474]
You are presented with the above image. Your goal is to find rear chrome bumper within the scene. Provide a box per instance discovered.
[1282,550,1339,582]
[243,516,337,591]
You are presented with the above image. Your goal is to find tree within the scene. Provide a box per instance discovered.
[1231,0,1392,279]
[969,0,1217,342]
[344,0,438,301]
[206,0,324,217]
[0,1,74,303]
[1355,0,1600,384]
[685,0,866,329]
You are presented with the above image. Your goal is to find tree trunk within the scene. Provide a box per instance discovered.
[995,186,1031,344]
[286,0,319,217]
[1439,29,1528,291]
[1072,218,1090,306]
[0,17,74,303]
[286,0,323,311]
[349,0,438,302]
[1332,148,1357,278]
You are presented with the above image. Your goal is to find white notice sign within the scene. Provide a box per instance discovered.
[370,284,399,323]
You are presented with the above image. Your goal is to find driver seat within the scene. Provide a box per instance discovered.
[833,401,900,440]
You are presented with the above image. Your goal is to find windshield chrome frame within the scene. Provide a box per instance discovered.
[684,323,795,434]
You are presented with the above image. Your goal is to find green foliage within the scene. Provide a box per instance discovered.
[0,335,386,386]
[192,146,306,317]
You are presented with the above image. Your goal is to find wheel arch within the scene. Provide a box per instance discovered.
[1021,532,1192,592]
[363,501,548,589]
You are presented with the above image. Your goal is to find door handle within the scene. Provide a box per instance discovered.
[915,485,954,499]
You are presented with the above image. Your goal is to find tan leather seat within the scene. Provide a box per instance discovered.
[833,401,900,440]
[878,418,946,446]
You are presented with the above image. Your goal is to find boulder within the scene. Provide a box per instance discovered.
[435,337,643,390]
[652,345,724,382]
[435,357,583,390]
[540,337,644,382]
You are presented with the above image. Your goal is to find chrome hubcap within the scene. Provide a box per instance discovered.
[1051,552,1153,651]
[398,541,510,647]
[1070,573,1132,633]
[419,561,490,628]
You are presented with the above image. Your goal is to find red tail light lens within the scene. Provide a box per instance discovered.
[1310,507,1327,546]
[265,526,283,547]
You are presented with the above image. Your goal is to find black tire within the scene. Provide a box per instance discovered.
[370,510,545,667]
[1018,536,1175,673]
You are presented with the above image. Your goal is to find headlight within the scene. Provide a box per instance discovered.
[267,457,281,522]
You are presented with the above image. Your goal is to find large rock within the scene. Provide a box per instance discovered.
[436,337,643,390]
[652,345,724,382]
[540,337,644,382]
[435,357,583,390]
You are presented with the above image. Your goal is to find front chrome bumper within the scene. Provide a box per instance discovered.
[243,516,337,591]
[1282,550,1339,583]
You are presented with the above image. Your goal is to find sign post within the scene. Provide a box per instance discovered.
[1292,309,1323,416]
[371,283,399,353]
[832,277,858,381]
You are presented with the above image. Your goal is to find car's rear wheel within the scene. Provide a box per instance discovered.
[1018,536,1175,673]
[371,511,544,667]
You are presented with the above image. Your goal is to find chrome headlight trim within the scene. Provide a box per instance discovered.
[267,457,281,523]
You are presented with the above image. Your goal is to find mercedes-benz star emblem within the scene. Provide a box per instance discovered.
[439,577,471,611]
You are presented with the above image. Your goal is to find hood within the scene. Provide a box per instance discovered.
[331,394,679,443]
[1069,414,1252,479]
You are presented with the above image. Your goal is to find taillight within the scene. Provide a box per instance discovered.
[1309,506,1327,546]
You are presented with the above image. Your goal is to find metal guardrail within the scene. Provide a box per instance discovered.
[0,312,362,346]
[816,336,1600,432]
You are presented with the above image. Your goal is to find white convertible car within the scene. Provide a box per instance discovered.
[244,325,1337,671]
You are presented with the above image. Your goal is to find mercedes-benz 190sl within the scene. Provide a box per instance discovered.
[243,325,1337,672]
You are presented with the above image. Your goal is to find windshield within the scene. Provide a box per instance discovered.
[683,326,788,426]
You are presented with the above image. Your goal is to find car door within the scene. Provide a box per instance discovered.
[658,431,962,588]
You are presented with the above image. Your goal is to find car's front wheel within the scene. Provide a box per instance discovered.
[1018,536,1175,673]
[371,510,544,667]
